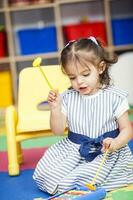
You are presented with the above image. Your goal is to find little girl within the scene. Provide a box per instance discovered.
[33,37,133,194]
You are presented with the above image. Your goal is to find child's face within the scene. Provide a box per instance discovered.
[65,62,101,95]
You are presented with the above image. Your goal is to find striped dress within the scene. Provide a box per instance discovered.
[33,86,133,194]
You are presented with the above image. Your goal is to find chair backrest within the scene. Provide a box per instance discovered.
[17,65,71,132]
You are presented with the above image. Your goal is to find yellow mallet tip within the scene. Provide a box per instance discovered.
[85,183,96,191]
[33,57,42,67]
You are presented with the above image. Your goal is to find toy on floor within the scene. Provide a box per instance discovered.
[49,185,106,200]
[33,185,106,200]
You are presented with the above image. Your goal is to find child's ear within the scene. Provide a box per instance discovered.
[99,61,106,74]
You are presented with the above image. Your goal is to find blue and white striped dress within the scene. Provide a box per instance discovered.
[33,86,133,194]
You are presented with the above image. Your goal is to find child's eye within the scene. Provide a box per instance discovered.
[83,73,90,77]
[69,77,76,80]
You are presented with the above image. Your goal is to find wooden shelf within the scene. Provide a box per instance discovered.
[113,45,133,52]
[58,0,92,5]
[0,57,10,64]
[0,0,132,103]
[105,45,133,52]
[8,2,56,12]
[14,52,59,62]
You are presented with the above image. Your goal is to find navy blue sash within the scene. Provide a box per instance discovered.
[68,129,119,161]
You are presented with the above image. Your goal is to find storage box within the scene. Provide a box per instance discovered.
[112,18,133,45]
[17,26,57,55]
[63,22,107,45]
[0,30,7,57]
[0,71,13,107]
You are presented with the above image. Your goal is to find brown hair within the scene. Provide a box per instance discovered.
[60,38,118,86]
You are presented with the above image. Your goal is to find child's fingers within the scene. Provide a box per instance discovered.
[47,90,59,103]
[101,144,108,153]
[53,89,59,95]
[48,90,57,99]
[49,90,59,98]
[48,96,55,103]
[49,90,57,96]
[101,138,112,152]
[108,142,116,152]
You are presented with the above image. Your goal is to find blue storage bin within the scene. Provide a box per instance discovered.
[112,18,133,45]
[17,26,57,55]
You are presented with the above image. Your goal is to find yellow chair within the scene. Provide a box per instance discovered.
[5,65,70,176]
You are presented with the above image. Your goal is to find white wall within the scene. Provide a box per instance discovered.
[111,52,133,105]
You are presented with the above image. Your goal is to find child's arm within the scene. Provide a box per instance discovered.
[102,111,133,152]
[48,90,67,135]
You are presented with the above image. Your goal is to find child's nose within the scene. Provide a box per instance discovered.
[77,76,84,84]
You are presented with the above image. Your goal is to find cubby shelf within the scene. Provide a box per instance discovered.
[0,0,133,103]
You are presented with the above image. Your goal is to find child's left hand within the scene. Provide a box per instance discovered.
[101,137,118,153]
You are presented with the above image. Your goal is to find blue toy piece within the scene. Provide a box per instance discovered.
[73,188,106,200]
[45,185,106,200]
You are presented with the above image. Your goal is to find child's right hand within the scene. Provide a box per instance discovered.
[47,90,61,110]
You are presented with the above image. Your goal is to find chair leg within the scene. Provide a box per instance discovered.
[5,106,20,176]
[7,133,19,176]
[17,142,23,164]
